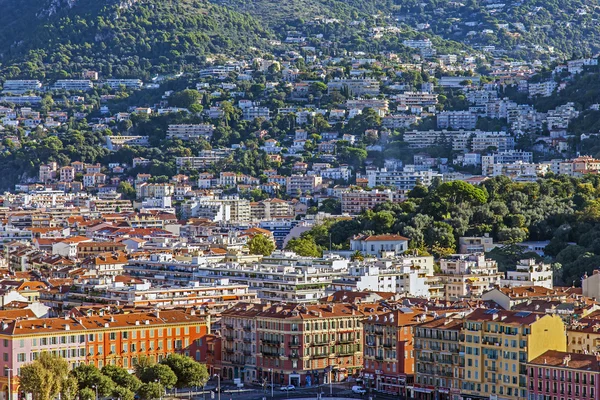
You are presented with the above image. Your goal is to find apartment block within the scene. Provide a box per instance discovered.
[0,310,209,398]
[167,124,215,140]
[437,111,478,130]
[327,79,380,96]
[438,254,502,300]
[363,307,433,397]
[527,351,599,400]
[414,317,464,400]
[501,259,553,289]
[460,309,566,400]
[219,303,365,386]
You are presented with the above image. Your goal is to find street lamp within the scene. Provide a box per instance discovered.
[269,368,273,398]
[92,384,98,400]
[6,368,12,400]
[155,379,162,400]
[214,374,221,400]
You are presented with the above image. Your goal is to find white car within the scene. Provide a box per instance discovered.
[280,385,296,391]
[352,386,367,394]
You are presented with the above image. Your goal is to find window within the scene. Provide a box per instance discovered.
[110,332,116,340]
[122,332,129,339]
[98,345,103,355]
[17,353,25,362]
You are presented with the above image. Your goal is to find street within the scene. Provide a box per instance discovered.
[166,382,414,400]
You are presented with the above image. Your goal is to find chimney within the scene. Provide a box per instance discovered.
[563,355,571,366]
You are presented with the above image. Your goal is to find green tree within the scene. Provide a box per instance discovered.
[118,181,136,200]
[20,352,70,400]
[141,364,177,389]
[247,234,276,256]
[160,354,210,388]
[285,237,321,257]
[138,382,164,400]
[101,365,142,392]
[169,89,202,109]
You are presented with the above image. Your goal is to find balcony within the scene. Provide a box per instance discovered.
[261,338,282,345]
[289,341,300,348]
[382,342,394,348]
[376,355,384,361]
[243,325,252,332]
[337,337,355,344]
[312,353,329,359]
[243,338,253,344]
[243,350,253,356]
[289,353,300,359]
[262,350,281,358]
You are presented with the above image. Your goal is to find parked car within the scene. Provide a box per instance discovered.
[280,385,296,391]
[352,386,367,395]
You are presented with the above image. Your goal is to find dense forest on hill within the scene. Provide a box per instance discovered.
[0,0,273,80]
[287,176,600,287]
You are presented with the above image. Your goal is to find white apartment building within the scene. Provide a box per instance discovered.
[106,135,150,150]
[395,91,438,106]
[528,81,557,97]
[481,150,533,175]
[437,111,478,130]
[365,167,442,190]
[2,80,42,93]
[125,252,350,303]
[330,256,435,298]
[105,79,143,89]
[242,107,271,121]
[327,79,380,96]
[167,124,215,140]
[500,259,553,289]
[51,80,93,91]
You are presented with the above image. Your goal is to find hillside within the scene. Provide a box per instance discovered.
[209,0,391,26]
[0,0,273,80]
[394,0,600,60]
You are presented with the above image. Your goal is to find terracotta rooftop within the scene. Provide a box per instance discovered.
[529,350,600,372]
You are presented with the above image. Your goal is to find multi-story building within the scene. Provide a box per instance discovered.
[105,79,143,89]
[341,189,399,215]
[527,350,599,400]
[458,235,496,254]
[501,259,553,289]
[2,80,42,93]
[0,310,209,398]
[365,168,442,191]
[51,80,93,91]
[105,135,150,150]
[167,124,215,140]
[125,252,349,303]
[250,198,294,221]
[395,92,438,107]
[286,175,322,195]
[437,111,478,130]
[460,308,566,400]
[363,306,433,397]
[220,303,365,386]
[329,256,435,298]
[242,107,271,121]
[481,151,534,176]
[438,254,502,300]
[327,79,380,96]
[414,317,464,400]
[176,150,231,170]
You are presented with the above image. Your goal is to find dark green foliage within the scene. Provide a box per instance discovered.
[0,0,273,80]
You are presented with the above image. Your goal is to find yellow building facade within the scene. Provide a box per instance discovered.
[460,309,566,400]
